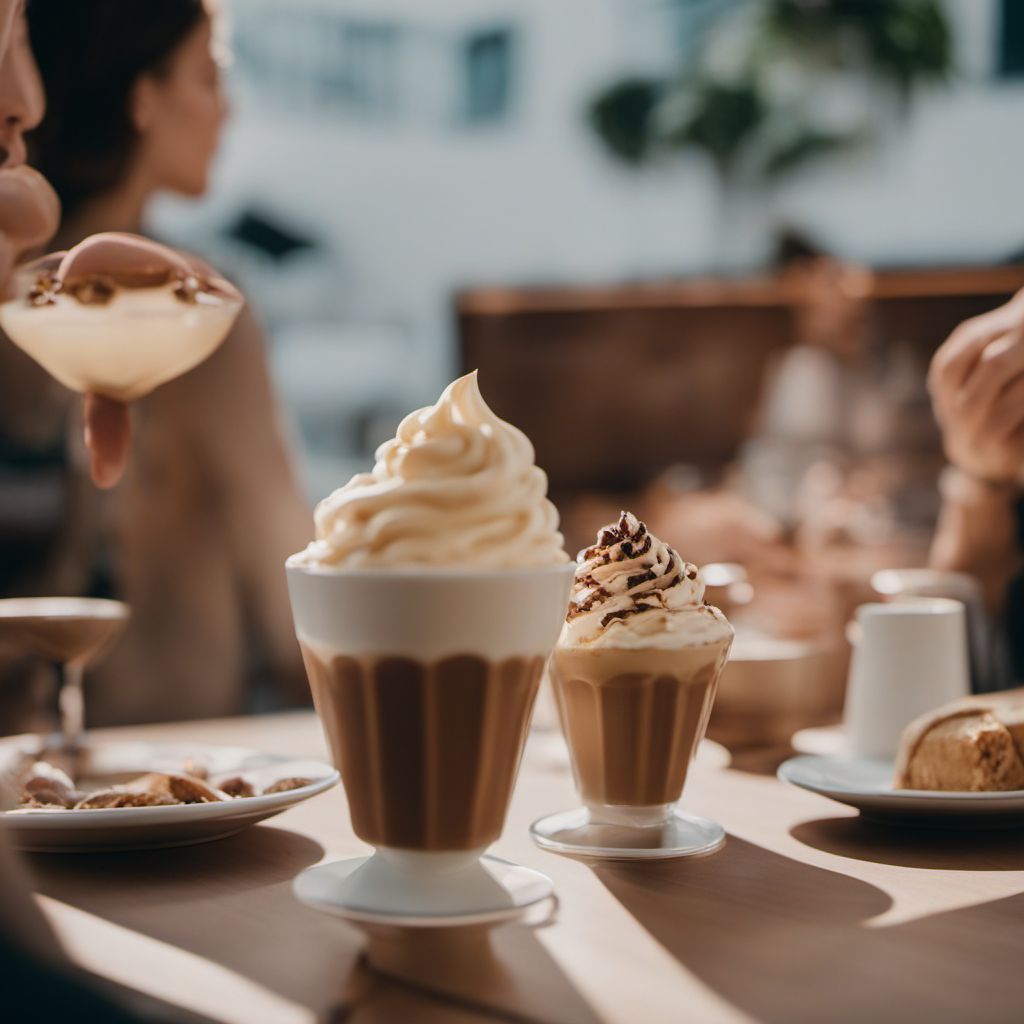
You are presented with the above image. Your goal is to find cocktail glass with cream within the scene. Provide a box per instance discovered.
[0,233,243,402]
[531,512,733,859]
[287,371,573,925]
[0,598,130,755]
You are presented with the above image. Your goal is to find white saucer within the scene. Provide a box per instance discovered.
[0,737,339,852]
[790,725,847,757]
[293,851,554,928]
[779,754,1024,826]
[530,806,726,860]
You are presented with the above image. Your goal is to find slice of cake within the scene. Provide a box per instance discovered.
[894,689,1024,792]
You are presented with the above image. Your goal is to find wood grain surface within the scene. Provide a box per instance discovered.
[25,712,1024,1024]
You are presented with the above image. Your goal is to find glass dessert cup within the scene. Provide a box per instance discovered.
[531,638,732,860]
[0,261,243,403]
[0,597,130,762]
[286,559,574,926]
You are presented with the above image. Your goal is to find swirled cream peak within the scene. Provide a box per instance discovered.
[560,512,732,649]
[294,372,569,568]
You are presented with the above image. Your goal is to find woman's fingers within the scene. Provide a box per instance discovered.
[987,368,1024,440]
[0,233,15,298]
[958,326,1024,418]
[0,166,61,261]
[83,393,131,489]
[928,294,1024,409]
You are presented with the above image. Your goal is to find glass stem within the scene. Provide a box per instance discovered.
[59,661,85,752]
[585,803,672,828]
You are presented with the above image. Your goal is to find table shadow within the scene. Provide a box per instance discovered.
[724,744,796,777]
[594,835,888,1024]
[791,816,1024,870]
[356,891,1024,1024]
[872,893,1024,1019]
[347,915,603,1024]
[594,836,1024,1023]
[27,825,325,897]
[29,825,367,1011]
[31,827,599,1024]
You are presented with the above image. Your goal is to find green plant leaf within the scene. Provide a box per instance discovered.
[587,0,952,180]
[661,78,766,176]
[761,127,860,179]
[588,78,661,165]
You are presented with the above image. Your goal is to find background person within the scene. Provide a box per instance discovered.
[929,289,1024,685]
[0,5,191,1018]
[0,0,311,732]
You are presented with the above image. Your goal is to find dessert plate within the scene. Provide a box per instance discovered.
[0,737,339,852]
[779,754,1024,825]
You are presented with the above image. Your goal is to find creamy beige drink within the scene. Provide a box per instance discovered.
[0,233,242,401]
[552,513,733,821]
[305,652,547,850]
[553,645,728,807]
[287,371,572,858]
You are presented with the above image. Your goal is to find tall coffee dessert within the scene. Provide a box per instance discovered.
[533,512,733,859]
[287,371,572,923]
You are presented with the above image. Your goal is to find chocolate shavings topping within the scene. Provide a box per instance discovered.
[66,276,116,306]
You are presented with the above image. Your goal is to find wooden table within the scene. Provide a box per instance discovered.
[26,712,1024,1024]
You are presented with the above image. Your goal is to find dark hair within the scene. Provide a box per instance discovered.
[27,0,207,223]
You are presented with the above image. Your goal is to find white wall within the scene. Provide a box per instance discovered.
[152,0,1024,487]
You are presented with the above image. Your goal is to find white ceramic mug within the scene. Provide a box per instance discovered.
[843,598,970,760]
[871,568,991,692]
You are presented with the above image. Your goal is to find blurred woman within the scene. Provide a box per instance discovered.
[0,7,190,1018]
[0,0,310,730]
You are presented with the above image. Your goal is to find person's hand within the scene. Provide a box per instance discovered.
[928,289,1024,485]
[0,165,60,296]
[0,231,13,292]
[0,169,132,493]
[83,393,132,488]
[55,242,240,490]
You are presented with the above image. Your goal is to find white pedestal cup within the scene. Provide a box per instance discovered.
[286,559,573,927]
[843,598,970,761]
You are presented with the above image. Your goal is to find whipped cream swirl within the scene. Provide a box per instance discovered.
[560,512,732,649]
[293,372,569,569]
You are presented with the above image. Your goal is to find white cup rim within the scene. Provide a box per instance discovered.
[871,567,980,596]
[285,556,575,581]
[0,596,130,620]
[856,597,964,620]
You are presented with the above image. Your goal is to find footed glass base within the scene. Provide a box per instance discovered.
[293,849,554,928]
[530,805,725,860]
